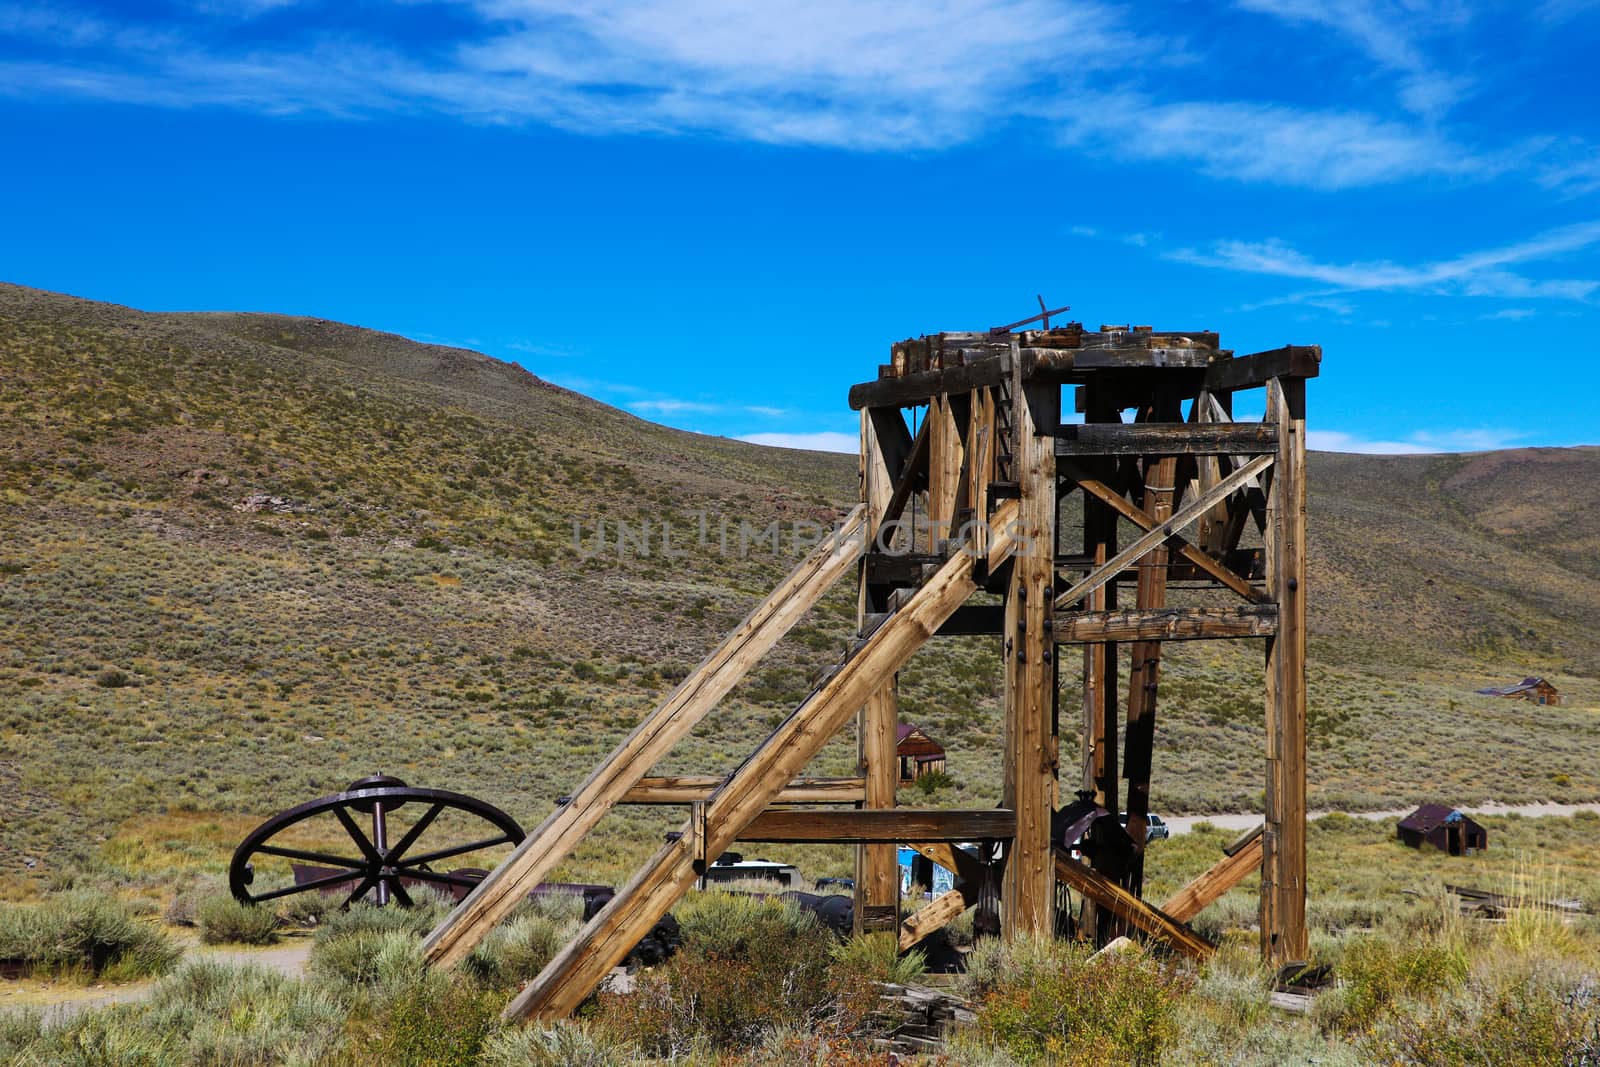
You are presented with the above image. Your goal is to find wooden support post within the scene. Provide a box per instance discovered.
[857,408,900,934]
[506,550,980,1022]
[1002,358,1058,940]
[1052,851,1215,959]
[1122,440,1176,896]
[1161,830,1264,922]
[422,506,868,970]
[927,394,964,545]
[1078,397,1119,942]
[1262,377,1308,965]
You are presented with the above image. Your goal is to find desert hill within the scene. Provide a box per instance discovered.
[0,282,1594,887]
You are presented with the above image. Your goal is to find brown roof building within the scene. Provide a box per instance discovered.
[1397,804,1487,856]
[1476,677,1559,706]
[895,724,946,783]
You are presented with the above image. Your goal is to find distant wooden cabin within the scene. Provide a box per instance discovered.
[1398,804,1487,856]
[896,724,946,783]
[1476,677,1560,706]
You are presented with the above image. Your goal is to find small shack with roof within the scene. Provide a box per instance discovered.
[1475,676,1560,706]
[895,723,946,783]
[1397,804,1487,856]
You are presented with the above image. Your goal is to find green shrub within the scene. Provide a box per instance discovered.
[94,668,129,688]
[598,892,838,1053]
[959,935,1192,1066]
[345,971,500,1067]
[462,897,581,991]
[0,891,181,982]
[1318,935,1469,1035]
[197,893,279,945]
[480,1020,635,1067]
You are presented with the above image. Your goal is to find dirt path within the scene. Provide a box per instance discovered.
[1163,801,1600,837]
[19,939,312,1024]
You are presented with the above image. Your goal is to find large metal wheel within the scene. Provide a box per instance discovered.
[229,775,525,908]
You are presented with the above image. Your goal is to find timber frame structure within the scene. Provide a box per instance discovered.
[421,316,1318,1022]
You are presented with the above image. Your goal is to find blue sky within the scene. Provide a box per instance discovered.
[2,0,1598,454]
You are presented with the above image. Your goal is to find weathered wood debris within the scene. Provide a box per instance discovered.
[868,982,976,1056]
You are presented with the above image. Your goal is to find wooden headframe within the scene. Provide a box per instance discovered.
[422,319,1318,1022]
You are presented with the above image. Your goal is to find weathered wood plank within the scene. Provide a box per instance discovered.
[1052,454,1274,612]
[1262,376,1309,965]
[1053,850,1215,958]
[850,358,1009,410]
[506,549,980,1021]
[1052,606,1278,643]
[1002,364,1058,940]
[1161,832,1264,923]
[1053,423,1277,455]
[858,409,902,934]
[906,842,987,889]
[738,808,1016,843]
[421,506,868,971]
[612,776,867,805]
[1204,346,1321,392]
[900,889,970,951]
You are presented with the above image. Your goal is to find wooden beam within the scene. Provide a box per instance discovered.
[1060,460,1268,604]
[900,888,970,951]
[613,776,866,805]
[1051,454,1274,612]
[1121,444,1176,893]
[907,842,987,888]
[738,808,1015,843]
[1052,606,1278,643]
[1204,346,1320,393]
[878,419,930,539]
[1002,364,1058,940]
[849,358,1009,411]
[1160,832,1263,923]
[927,395,964,546]
[1053,851,1215,959]
[1053,423,1277,455]
[420,506,868,971]
[1262,377,1308,965]
[506,548,980,1021]
[858,408,902,935]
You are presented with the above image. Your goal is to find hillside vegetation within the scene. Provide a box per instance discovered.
[1,282,1596,892]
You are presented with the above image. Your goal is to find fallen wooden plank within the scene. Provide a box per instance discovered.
[507,550,981,1021]
[1052,606,1277,643]
[1053,849,1215,959]
[738,808,1015,843]
[907,842,987,889]
[421,506,868,970]
[900,889,970,951]
[1161,831,1264,923]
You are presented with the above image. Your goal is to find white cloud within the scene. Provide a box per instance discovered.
[738,431,858,453]
[1059,95,1493,190]
[1309,427,1523,454]
[1481,307,1536,320]
[630,398,789,417]
[0,0,1508,191]
[1234,0,1473,117]
[1171,219,1600,301]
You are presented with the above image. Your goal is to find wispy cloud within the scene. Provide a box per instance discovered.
[738,430,857,453]
[1309,427,1524,454]
[0,0,1516,192]
[1171,219,1600,301]
[1234,0,1473,117]
[630,398,788,417]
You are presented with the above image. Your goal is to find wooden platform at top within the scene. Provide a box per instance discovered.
[848,321,1319,409]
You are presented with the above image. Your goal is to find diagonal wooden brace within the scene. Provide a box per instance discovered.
[1160,827,1263,923]
[1053,849,1215,959]
[421,506,867,970]
[505,549,980,1021]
